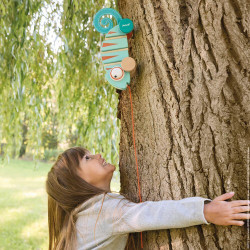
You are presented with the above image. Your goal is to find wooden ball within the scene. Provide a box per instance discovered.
[121,57,136,72]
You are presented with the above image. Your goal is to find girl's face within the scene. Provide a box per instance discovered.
[78,150,116,192]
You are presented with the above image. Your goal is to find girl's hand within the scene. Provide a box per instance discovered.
[204,192,250,226]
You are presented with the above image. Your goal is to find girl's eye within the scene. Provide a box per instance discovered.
[86,156,90,160]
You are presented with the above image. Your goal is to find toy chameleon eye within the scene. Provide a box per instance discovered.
[110,67,124,81]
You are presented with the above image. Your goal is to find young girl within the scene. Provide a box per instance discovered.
[45,147,249,250]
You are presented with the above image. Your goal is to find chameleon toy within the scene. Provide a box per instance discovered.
[93,8,143,248]
[93,8,137,90]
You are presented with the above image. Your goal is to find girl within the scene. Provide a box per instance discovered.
[45,147,249,250]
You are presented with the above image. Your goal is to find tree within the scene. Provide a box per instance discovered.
[117,0,249,249]
[19,114,28,157]
[0,0,120,166]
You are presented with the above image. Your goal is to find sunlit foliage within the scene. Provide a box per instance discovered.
[0,0,120,166]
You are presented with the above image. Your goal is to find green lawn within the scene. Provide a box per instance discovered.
[0,158,120,250]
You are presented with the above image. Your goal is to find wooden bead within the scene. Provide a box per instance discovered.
[121,57,136,72]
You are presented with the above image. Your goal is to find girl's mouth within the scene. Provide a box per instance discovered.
[102,160,108,166]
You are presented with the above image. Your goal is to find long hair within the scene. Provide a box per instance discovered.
[45,146,140,250]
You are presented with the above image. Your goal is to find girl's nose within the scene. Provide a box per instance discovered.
[96,153,102,159]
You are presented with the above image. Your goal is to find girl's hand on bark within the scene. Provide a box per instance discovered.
[204,192,250,226]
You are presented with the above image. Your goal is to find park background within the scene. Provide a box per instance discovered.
[0,0,120,249]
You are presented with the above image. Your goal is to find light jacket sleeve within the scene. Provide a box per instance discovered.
[109,196,212,235]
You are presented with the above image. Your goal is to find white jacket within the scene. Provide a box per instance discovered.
[75,192,212,250]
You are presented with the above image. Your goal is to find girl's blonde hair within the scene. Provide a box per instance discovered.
[45,146,139,250]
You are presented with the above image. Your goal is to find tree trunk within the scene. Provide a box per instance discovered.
[19,115,28,158]
[117,0,249,249]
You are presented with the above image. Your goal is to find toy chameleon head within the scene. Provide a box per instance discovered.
[93,8,136,90]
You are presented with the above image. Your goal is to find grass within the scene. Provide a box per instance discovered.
[0,158,120,250]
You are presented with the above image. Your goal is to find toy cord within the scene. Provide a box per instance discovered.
[128,85,143,249]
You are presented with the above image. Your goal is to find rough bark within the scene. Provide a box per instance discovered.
[117,0,250,249]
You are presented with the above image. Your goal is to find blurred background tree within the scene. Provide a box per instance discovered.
[0,0,120,166]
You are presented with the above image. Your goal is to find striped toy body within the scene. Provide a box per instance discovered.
[101,25,130,90]
[93,8,136,90]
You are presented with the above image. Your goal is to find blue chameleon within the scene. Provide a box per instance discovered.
[93,8,136,90]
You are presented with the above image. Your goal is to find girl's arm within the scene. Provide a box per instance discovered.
[108,193,249,235]
[108,196,212,235]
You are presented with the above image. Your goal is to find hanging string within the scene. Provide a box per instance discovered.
[127,85,143,249]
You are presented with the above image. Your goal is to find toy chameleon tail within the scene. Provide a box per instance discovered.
[92,8,122,34]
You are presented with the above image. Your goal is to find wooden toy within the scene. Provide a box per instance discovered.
[93,8,143,248]
[93,8,137,90]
